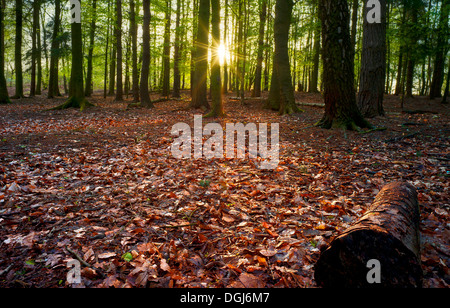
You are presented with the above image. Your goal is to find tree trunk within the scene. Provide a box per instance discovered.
[190,0,210,109]
[317,0,371,130]
[12,0,24,99]
[115,0,123,101]
[205,0,224,117]
[252,0,267,98]
[130,0,140,102]
[266,0,301,115]
[85,0,97,97]
[442,56,450,104]
[48,0,61,99]
[103,1,111,98]
[173,0,182,98]
[309,1,321,94]
[357,0,387,118]
[0,0,10,104]
[139,0,153,108]
[162,0,172,97]
[30,0,40,97]
[314,182,423,288]
[429,0,449,99]
[53,1,93,111]
[36,0,42,96]
[223,0,229,94]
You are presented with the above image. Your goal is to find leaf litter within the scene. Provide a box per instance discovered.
[0,93,448,288]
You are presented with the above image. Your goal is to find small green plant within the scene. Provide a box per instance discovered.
[199,179,211,188]
[122,252,133,262]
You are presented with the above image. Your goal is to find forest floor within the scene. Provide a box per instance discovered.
[0,91,448,288]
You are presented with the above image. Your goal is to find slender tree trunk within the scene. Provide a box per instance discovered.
[162,0,172,97]
[206,0,224,117]
[0,0,10,104]
[130,0,140,102]
[190,0,210,109]
[36,2,42,96]
[115,0,123,101]
[223,0,229,94]
[30,0,41,97]
[309,1,321,94]
[140,0,153,108]
[266,0,300,115]
[252,0,267,98]
[357,0,387,118]
[48,0,61,99]
[317,0,372,130]
[104,1,111,98]
[85,0,97,97]
[12,0,23,99]
[173,0,182,98]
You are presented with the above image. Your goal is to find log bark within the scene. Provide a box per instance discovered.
[314,182,423,288]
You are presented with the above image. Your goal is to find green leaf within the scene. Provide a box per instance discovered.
[122,252,133,262]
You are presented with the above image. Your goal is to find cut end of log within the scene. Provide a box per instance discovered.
[314,182,423,288]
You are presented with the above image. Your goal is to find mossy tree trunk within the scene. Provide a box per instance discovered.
[266,0,301,115]
[53,2,93,111]
[317,0,372,130]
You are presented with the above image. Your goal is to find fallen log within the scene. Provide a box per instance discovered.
[314,182,423,288]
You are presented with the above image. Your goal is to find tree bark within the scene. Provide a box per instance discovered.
[53,1,93,111]
[0,0,10,104]
[317,0,371,130]
[13,0,24,99]
[162,0,172,97]
[30,0,40,97]
[48,0,61,99]
[309,1,321,93]
[130,0,140,102]
[173,0,182,98]
[205,0,224,117]
[252,0,267,98]
[315,182,423,288]
[85,0,97,97]
[266,0,301,115]
[115,0,123,101]
[139,0,153,108]
[357,0,387,118]
[190,0,210,109]
[442,56,450,104]
[429,0,449,99]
